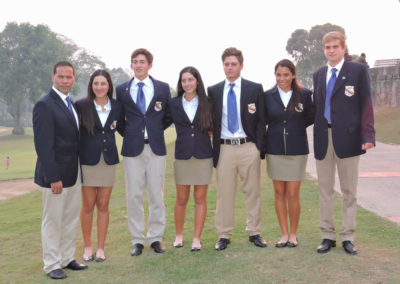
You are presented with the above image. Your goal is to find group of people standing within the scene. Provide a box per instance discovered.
[33,31,375,280]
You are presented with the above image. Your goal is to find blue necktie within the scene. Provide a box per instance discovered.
[136,82,146,114]
[324,67,337,122]
[227,83,239,134]
[65,96,74,116]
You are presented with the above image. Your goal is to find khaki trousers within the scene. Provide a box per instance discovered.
[123,145,166,245]
[41,170,81,274]
[215,142,262,239]
[316,129,360,242]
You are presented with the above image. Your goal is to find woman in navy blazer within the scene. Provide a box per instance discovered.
[170,66,213,251]
[263,59,315,248]
[75,69,122,262]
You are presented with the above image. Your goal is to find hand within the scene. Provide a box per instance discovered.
[362,142,374,150]
[208,131,212,137]
[50,181,63,194]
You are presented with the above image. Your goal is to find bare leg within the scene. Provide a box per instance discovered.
[81,186,97,258]
[174,185,190,246]
[192,185,208,248]
[95,187,113,259]
[286,181,301,244]
[273,180,289,243]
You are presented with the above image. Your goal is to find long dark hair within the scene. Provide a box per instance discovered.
[81,69,114,135]
[177,66,212,133]
[274,59,303,113]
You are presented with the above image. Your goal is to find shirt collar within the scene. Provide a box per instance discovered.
[52,86,70,101]
[133,76,152,87]
[327,58,345,74]
[93,98,111,111]
[277,86,292,96]
[224,77,242,89]
[182,93,198,104]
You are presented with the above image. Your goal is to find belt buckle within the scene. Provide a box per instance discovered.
[231,138,241,145]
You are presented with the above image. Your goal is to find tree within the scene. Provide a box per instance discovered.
[0,22,71,134]
[286,23,346,88]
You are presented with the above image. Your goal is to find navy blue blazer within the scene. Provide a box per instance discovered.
[169,96,213,160]
[263,87,315,155]
[313,61,375,160]
[75,98,122,165]
[33,89,80,188]
[208,78,265,167]
[116,76,172,157]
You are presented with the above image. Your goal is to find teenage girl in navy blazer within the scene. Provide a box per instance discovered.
[263,59,315,248]
[75,69,122,262]
[170,66,213,251]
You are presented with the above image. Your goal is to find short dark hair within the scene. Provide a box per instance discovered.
[131,48,153,64]
[221,47,243,65]
[53,61,75,75]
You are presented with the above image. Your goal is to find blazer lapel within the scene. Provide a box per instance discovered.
[103,99,116,130]
[331,61,348,97]
[215,82,224,121]
[123,78,143,114]
[178,96,193,124]
[51,91,78,131]
[271,87,285,108]
[240,79,247,120]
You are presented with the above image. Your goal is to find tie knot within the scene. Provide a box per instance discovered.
[137,82,144,87]
[229,83,235,89]
[331,68,337,74]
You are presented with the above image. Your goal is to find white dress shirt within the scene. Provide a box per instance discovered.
[326,58,345,84]
[221,77,246,139]
[277,86,292,108]
[52,86,79,129]
[182,94,198,123]
[129,76,154,138]
[94,98,111,127]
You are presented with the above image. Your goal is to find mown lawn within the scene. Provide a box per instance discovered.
[0,137,400,283]
[374,106,400,144]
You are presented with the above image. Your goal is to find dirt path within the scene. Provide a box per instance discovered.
[0,178,39,201]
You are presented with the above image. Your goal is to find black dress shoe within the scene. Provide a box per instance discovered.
[48,268,67,279]
[275,241,288,248]
[150,241,165,253]
[317,239,336,254]
[131,243,144,256]
[65,260,88,270]
[342,241,357,255]
[215,238,230,250]
[249,234,267,248]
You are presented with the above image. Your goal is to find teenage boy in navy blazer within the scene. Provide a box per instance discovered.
[116,48,172,256]
[33,61,87,280]
[208,47,267,251]
[313,31,375,255]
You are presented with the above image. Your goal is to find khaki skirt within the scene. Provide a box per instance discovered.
[266,154,308,181]
[174,157,213,185]
[81,154,116,187]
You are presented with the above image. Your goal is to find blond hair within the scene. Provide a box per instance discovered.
[322,31,346,48]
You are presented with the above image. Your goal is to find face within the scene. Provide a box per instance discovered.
[323,39,346,66]
[223,56,243,82]
[52,66,75,95]
[275,66,294,92]
[92,75,109,99]
[131,54,152,81]
[181,72,198,96]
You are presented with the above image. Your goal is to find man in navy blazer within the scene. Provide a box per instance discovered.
[313,32,375,255]
[208,47,267,251]
[116,48,172,256]
[33,61,87,280]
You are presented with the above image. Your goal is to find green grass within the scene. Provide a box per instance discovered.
[374,106,400,144]
[0,126,177,181]
[0,138,400,283]
[0,127,36,180]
